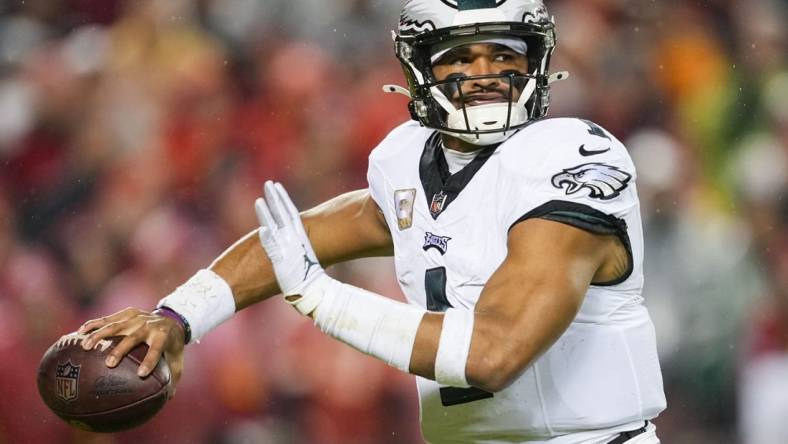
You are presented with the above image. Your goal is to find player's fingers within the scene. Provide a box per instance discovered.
[166,353,184,394]
[78,318,107,335]
[164,343,184,382]
[170,361,183,385]
[275,183,318,257]
[82,318,139,350]
[163,329,185,393]
[105,330,145,368]
[264,181,287,228]
[255,201,281,258]
[137,338,165,377]
[254,197,276,232]
[274,183,308,240]
[77,307,140,334]
[274,182,300,223]
[168,386,177,400]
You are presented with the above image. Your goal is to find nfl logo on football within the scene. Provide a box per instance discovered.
[56,361,81,402]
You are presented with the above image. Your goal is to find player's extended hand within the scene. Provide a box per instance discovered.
[77,308,185,391]
[255,181,327,316]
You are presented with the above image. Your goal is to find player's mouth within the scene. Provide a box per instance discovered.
[462,92,510,106]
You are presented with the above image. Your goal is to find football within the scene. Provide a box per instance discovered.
[37,333,171,433]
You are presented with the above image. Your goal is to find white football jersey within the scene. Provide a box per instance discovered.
[367,118,666,443]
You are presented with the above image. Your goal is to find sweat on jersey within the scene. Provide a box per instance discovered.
[366,118,666,443]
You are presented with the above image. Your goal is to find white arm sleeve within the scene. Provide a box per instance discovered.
[434,308,474,387]
[308,276,425,372]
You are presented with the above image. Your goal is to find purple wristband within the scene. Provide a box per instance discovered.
[153,306,192,344]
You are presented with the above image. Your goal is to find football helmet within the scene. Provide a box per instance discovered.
[387,0,566,145]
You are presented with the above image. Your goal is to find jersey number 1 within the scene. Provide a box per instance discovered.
[425,267,494,407]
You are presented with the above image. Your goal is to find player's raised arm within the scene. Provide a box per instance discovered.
[256,180,625,392]
[77,188,392,383]
[211,188,393,310]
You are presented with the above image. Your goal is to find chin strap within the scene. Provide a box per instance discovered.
[516,74,538,108]
[435,70,538,137]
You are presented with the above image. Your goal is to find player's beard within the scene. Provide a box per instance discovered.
[434,72,528,110]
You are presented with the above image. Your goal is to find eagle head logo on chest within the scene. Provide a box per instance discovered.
[423,232,451,255]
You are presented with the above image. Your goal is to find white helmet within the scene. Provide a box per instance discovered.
[388,0,565,145]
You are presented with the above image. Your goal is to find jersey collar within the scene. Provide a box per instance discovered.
[419,132,499,219]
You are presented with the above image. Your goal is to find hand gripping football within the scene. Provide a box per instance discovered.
[37,333,172,433]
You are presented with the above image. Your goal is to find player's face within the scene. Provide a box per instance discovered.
[431,43,529,108]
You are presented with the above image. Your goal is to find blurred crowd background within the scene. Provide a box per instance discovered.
[0,0,785,443]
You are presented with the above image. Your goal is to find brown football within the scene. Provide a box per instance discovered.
[37,333,171,433]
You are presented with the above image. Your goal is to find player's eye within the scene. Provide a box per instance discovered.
[447,56,471,65]
[493,53,514,62]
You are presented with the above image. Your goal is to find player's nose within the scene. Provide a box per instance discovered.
[466,56,495,77]
[467,58,500,88]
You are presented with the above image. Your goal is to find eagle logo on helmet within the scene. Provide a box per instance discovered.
[551,163,632,200]
[522,4,549,23]
[399,11,436,35]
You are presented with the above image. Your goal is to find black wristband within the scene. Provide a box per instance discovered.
[153,306,192,345]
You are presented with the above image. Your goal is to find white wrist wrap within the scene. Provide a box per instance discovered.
[283,273,326,316]
[157,269,236,343]
[434,308,474,388]
[309,276,425,372]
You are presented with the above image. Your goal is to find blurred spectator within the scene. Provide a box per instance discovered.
[740,233,788,444]
[0,0,785,442]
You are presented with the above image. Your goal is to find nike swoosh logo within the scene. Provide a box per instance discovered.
[579,144,610,156]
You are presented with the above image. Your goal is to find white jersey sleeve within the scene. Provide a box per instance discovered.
[366,120,425,222]
[499,118,641,287]
[501,117,638,227]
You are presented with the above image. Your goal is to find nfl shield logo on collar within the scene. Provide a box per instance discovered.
[430,191,447,216]
[394,189,416,230]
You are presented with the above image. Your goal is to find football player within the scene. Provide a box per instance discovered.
[79,1,666,442]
